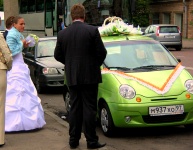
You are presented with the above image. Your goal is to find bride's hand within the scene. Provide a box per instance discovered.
[22,39,30,48]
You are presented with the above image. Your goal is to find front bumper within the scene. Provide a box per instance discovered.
[38,74,64,87]
[108,99,193,128]
[160,41,182,47]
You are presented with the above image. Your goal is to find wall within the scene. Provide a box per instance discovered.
[188,0,193,38]
[3,0,19,22]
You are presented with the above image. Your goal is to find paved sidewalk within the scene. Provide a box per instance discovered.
[3,109,108,150]
[3,109,71,150]
[182,39,193,49]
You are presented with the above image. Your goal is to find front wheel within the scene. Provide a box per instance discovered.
[100,103,115,137]
[175,45,182,51]
[184,124,193,131]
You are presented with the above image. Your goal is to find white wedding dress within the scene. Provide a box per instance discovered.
[5,52,46,132]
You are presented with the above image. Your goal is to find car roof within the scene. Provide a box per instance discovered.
[38,36,57,41]
[101,35,154,43]
[149,24,178,27]
[38,35,154,43]
[103,39,160,46]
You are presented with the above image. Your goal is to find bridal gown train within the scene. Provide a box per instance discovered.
[5,52,46,132]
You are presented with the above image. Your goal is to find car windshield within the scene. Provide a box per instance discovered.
[37,39,56,57]
[104,41,178,71]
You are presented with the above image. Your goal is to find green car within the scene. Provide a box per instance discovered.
[63,35,193,137]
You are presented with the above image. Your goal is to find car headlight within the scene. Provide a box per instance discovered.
[119,84,136,99]
[185,79,193,94]
[42,68,58,74]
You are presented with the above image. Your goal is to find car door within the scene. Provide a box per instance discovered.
[23,47,36,83]
[144,25,156,39]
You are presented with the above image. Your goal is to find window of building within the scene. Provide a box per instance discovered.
[152,13,159,24]
[28,0,36,12]
[19,0,28,13]
[163,13,170,24]
[36,0,45,12]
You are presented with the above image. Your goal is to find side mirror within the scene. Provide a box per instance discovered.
[177,59,181,63]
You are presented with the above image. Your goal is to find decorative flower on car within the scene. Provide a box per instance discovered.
[98,16,143,36]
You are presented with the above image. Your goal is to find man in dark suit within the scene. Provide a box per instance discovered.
[54,3,107,150]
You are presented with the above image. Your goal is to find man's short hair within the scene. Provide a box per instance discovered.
[70,3,85,21]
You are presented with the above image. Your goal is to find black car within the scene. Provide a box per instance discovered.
[23,37,64,93]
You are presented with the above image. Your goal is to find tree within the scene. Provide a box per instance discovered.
[132,0,152,27]
[112,0,151,27]
[0,0,3,11]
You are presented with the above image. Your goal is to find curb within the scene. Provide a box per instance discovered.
[183,47,193,49]
[44,108,69,128]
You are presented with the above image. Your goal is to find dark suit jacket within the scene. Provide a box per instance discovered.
[54,21,107,86]
[3,30,8,40]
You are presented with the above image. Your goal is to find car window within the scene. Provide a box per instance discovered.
[105,44,141,68]
[152,26,157,33]
[104,41,178,70]
[145,26,150,34]
[149,26,155,33]
[149,45,171,65]
[37,39,56,57]
[159,26,178,33]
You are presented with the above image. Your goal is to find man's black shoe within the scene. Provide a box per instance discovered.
[0,143,5,147]
[70,144,79,149]
[87,142,106,149]
[70,143,79,149]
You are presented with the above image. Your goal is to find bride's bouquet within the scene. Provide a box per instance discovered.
[26,34,39,47]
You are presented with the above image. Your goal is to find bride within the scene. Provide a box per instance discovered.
[5,16,46,132]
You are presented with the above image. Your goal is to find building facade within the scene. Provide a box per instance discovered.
[3,0,19,22]
[3,0,193,38]
[150,0,193,38]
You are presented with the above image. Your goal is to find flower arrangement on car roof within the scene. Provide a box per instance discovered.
[98,16,143,36]
[25,34,39,47]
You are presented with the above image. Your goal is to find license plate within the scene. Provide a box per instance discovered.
[149,105,184,116]
[165,35,175,38]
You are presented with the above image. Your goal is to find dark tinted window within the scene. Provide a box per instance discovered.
[159,26,178,33]
[20,0,28,13]
[36,0,44,12]
[149,26,155,33]
[28,0,36,12]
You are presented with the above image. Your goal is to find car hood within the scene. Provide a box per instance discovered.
[103,66,192,97]
[36,57,64,68]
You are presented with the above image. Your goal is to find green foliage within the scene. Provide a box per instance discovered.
[0,0,3,11]
[131,0,152,27]
[190,21,193,26]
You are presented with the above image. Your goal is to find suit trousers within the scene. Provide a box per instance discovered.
[68,84,99,145]
[0,70,6,145]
